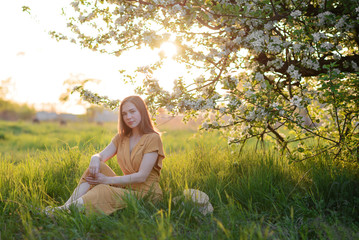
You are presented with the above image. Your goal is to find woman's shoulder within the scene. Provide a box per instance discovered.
[144,131,160,138]
[111,133,121,145]
[143,132,162,142]
[142,131,165,156]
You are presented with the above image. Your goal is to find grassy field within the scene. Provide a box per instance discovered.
[0,120,358,239]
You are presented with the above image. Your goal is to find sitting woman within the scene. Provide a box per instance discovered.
[50,95,165,215]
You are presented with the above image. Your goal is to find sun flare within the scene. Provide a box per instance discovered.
[160,42,177,59]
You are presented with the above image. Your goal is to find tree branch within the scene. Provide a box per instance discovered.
[195,16,223,30]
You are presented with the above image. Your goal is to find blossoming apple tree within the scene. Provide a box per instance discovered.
[49,0,359,161]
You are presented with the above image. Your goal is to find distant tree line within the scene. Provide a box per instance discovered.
[0,99,35,121]
[0,78,35,121]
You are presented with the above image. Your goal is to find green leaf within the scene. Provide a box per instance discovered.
[298,147,304,152]
[22,6,31,14]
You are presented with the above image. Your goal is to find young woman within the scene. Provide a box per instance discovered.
[50,95,165,215]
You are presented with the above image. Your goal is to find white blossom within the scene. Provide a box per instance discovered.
[228,98,240,108]
[119,5,126,13]
[166,105,174,112]
[255,72,264,82]
[79,15,86,22]
[290,10,302,19]
[241,124,250,133]
[264,21,274,31]
[172,86,182,98]
[302,58,320,71]
[72,25,80,34]
[312,32,321,43]
[267,59,284,69]
[293,43,301,53]
[246,110,256,121]
[270,102,279,109]
[203,98,216,110]
[115,16,129,25]
[290,95,303,108]
[246,30,268,51]
[228,118,234,125]
[335,16,348,29]
[320,42,334,51]
[228,137,236,145]
[137,65,150,73]
[143,34,155,44]
[233,36,242,45]
[238,30,246,37]
[333,53,341,60]
[86,12,95,21]
[317,11,334,26]
[287,65,301,80]
[245,90,255,98]
[307,46,315,53]
[238,103,247,114]
[352,61,359,71]
[171,4,182,14]
[70,1,80,11]
[194,76,205,85]
[243,82,251,89]
[202,122,209,130]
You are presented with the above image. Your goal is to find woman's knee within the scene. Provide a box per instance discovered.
[91,184,112,195]
[99,161,108,168]
[99,162,117,176]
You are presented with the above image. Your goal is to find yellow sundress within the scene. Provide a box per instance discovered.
[78,132,165,215]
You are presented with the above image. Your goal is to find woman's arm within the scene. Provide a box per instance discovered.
[89,142,117,175]
[86,152,158,185]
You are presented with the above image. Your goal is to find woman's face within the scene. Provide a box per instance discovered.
[121,102,142,129]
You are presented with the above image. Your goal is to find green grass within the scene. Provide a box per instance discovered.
[0,120,358,239]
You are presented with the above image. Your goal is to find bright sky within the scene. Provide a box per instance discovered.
[0,1,184,114]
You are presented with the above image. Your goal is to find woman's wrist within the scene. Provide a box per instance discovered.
[105,176,122,185]
[91,154,101,162]
[105,176,115,185]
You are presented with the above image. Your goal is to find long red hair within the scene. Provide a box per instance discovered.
[118,95,158,139]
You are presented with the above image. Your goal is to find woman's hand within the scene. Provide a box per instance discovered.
[89,155,101,176]
[85,173,110,185]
